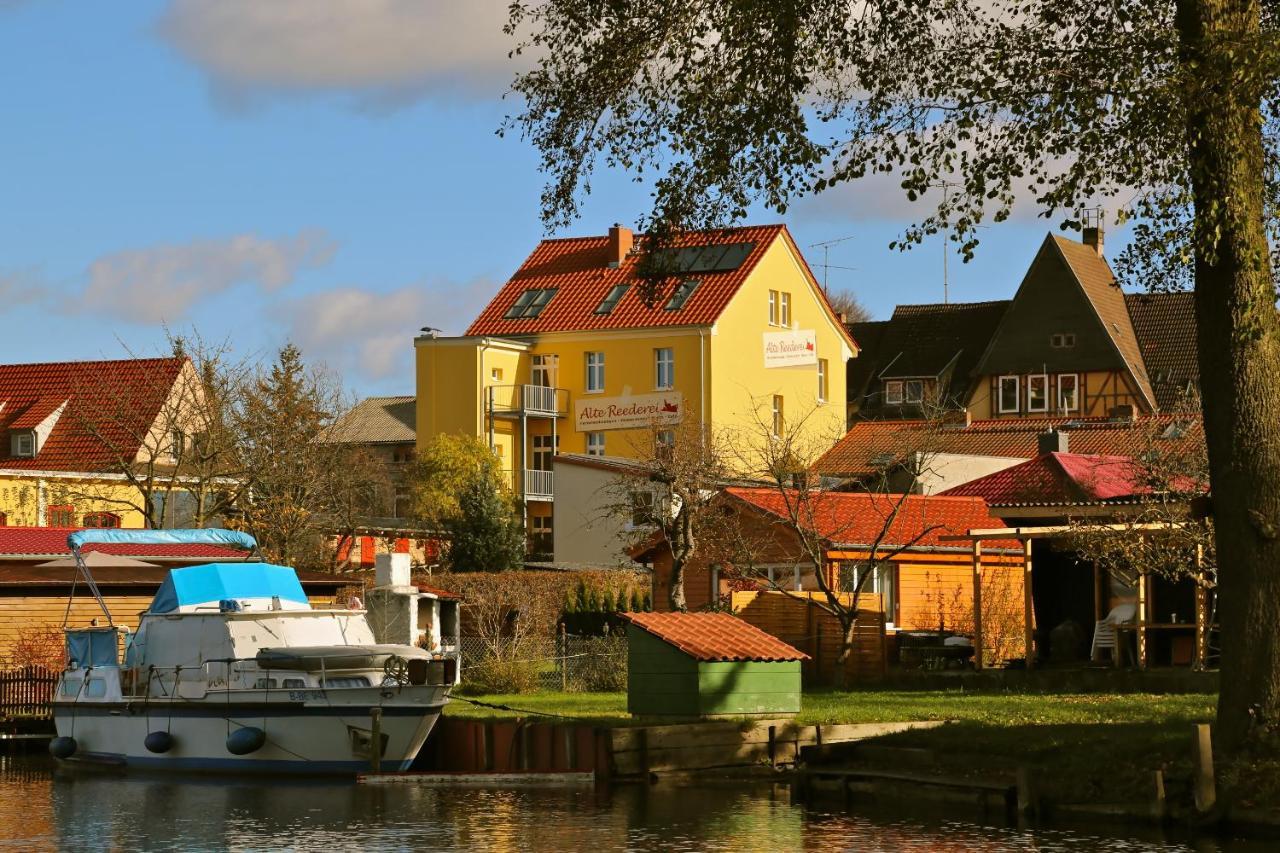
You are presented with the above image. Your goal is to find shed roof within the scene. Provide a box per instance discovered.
[0,527,248,561]
[941,451,1204,506]
[622,611,808,662]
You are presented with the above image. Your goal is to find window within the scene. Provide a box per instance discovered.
[320,676,371,688]
[904,380,924,404]
[282,678,305,689]
[491,367,503,382]
[82,512,121,529]
[780,292,791,327]
[531,354,558,387]
[595,283,630,315]
[655,348,674,390]
[502,287,558,319]
[998,376,1020,413]
[530,515,553,554]
[46,505,75,527]
[838,562,898,626]
[664,279,700,310]
[585,352,605,392]
[169,430,185,460]
[1058,374,1079,412]
[884,380,904,405]
[656,429,675,461]
[1050,332,1077,348]
[254,677,279,690]
[817,359,829,403]
[84,677,107,699]
[771,395,784,438]
[1027,374,1049,412]
[586,432,605,456]
[11,431,34,458]
[630,491,655,527]
[768,290,779,325]
[532,434,558,471]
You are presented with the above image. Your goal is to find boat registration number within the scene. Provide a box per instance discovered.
[289,690,327,701]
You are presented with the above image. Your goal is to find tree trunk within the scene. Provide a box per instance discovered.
[668,557,687,611]
[1178,0,1280,750]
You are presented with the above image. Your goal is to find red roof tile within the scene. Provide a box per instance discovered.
[0,357,187,472]
[941,452,1205,506]
[622,611,808,662]
[820,415,1203,477]
[724,487,1021,552]
[0,527,244,560]
[466,225,858,350]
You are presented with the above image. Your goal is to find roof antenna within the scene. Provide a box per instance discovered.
[930,181,961,304]
[807,234,859,292]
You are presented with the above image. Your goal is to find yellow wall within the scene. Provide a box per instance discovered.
[0,474,148,528]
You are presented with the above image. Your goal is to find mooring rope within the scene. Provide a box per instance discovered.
[448,695,582,720]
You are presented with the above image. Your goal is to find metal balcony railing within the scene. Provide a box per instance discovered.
[524,469,554,501]
[487,385,568,417]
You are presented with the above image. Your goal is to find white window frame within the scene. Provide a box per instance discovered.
[12,432,34,458]
[586,432,605,456]
[904,379,924,404]
[1058,373,1079,413]
[884,380,904,405]
[531,354,558,387]
[780,292,791,327]
[585,352,605,393]
[817,358,828,403]
[532,434,558,470]
[655,348,674,390]
[768,290,779,325]
[998,375,1020,413]
[1027,373,1049,412]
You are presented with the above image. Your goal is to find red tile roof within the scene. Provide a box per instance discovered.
[0,562,347,589]
[941,451,1206,506]
[0,527,244,560]
[0,357,187,471]
[724,487,1020,552]
[466,225,858,350]
[622,611,808,662]
[820,415,1204,477]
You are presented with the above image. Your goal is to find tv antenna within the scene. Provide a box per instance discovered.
[931,181,961,304]
[808,234,859,292]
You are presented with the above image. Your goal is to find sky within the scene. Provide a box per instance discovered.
[0,1,1137,399]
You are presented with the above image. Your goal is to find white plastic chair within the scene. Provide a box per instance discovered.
[1091,603,1137,661]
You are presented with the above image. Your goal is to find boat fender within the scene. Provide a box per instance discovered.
[226,727,266,755]
[49,737,77,759]
[144,731,175,754]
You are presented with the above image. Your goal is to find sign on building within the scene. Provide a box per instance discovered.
[763,330,818,367]
[575,391,683,431]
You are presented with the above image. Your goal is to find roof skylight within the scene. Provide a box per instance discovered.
[503,287,559,319]
[594,284,630,315]
[664,279,700,311]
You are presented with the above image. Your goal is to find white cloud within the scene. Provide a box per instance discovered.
[0,269,47,307]
[81,230,337,322]
[158,0,517,109]
[276,278,495,381]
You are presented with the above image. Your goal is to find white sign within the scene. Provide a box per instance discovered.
[574,391,684,431]
[764,330,818,367]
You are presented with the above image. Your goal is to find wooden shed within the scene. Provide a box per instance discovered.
[621,611,808,718]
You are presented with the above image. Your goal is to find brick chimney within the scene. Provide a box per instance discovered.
[1037,428,1069,455]
[607,224,633,268]
[1082,210,1105,256]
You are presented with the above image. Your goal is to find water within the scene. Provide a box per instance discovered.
[0,755,1265,852]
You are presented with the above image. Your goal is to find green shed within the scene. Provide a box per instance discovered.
[622,611,808,718]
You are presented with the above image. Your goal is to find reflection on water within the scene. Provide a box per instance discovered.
[0,755,1263,852]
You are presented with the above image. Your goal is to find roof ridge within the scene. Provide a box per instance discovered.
[0,355,184,370]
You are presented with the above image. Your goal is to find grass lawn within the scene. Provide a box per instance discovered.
[445,689,1229,805]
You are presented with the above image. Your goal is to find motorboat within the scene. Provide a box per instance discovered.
[49,529,457,774]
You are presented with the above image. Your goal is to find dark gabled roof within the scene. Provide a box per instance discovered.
[1126,292,1198,411]
[847,302,1009,414]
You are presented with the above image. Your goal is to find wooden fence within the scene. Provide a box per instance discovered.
[0,666,57,719]
[731,591,887,685]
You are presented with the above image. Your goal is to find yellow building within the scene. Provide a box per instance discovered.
[0,356,206,529]
[417,223,858,555]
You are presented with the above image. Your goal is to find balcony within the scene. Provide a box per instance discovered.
[524,468,554,501]
[487,384,569,418]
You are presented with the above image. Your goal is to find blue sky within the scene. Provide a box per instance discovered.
[0,1,1134,398]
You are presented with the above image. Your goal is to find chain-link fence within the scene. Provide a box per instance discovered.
[457,631,628,693]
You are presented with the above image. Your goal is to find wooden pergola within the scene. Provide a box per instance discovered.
[941,523,1211,671]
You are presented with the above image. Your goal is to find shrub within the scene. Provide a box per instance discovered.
[462,650,543,695]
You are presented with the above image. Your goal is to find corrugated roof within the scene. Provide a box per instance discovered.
[1126,292,1198,411]
[724,487,1020,551]
[323,396,416,444]
[0,357,186,471]
[819,415,1204,478]
[622,611,808,662]
[465,225,858,351]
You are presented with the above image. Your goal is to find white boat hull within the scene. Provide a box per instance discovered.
[53,686,447,774]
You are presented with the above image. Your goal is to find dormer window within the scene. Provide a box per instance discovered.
[884,380,904,405]
[1050,332,1076,348]
[10,431,34,458]
[904,380,924,404]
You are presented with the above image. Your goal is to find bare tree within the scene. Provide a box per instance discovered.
[827,290,872,324]
[607,418,734,611]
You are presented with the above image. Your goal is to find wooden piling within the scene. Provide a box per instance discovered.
[1151,769,1167,822]
[1015,766,1039,816]
[369,708,383,773]
[1193,723,1216,813]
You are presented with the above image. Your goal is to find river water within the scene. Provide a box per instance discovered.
[0,755,1266,852]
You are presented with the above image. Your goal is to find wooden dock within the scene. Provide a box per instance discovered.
[358,770,595,787]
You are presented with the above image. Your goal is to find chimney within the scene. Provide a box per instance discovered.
[1082,209,1105,256]
[941,409,972,430]
[1037,428,1069,455]
[607,224,633,268]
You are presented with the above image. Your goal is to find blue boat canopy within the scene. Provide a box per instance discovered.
[150,563,309,613]
[67,528,258,554]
